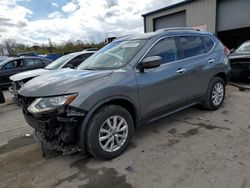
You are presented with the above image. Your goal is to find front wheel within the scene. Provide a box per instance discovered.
[201,77,226,110]
[86,105,134,160]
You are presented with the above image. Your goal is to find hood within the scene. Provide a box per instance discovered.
[10,69,49,81]
[19,68,113,97]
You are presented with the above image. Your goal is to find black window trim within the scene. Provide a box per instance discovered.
[136,34,216,70]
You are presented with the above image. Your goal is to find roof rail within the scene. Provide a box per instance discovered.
[156,27,204,33]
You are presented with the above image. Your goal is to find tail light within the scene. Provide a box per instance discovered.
[224,46,230,56]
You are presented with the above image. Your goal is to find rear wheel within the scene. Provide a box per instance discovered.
[86,105,134,160]
[201,77,225,110]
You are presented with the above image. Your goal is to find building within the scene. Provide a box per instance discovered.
[142,0,250,48]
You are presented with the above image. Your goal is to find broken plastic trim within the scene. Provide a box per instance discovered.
[24,105,86,154]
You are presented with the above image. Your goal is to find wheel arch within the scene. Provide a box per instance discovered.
[214,72,228,84]
[78,96,140,150]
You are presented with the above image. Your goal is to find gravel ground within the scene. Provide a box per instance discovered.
[0,86,250,188]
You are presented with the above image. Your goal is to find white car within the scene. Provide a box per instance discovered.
[9,51,95,101]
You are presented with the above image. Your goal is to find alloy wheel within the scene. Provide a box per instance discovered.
[98,115,128,152]
[212,82,224,106]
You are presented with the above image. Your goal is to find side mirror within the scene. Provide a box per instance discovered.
[64,63,75,69]
[230,48,235,54]
[139,56,161,72]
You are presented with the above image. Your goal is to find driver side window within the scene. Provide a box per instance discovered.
[3,60,23,69]
[146,37,179,64]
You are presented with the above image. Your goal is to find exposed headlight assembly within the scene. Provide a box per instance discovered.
[28,94,77,114]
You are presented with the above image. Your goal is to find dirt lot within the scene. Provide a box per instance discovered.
[0,86,250,188]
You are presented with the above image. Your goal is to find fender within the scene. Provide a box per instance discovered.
[78,95,140,149]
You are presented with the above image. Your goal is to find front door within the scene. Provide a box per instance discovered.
[0,59,24,87]
[135,37,189,120]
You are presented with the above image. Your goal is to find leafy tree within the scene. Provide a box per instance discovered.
[0,39,106,56]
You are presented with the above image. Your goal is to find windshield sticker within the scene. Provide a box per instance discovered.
[122,43,139,48]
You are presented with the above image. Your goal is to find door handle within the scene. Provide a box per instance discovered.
[208,59,214,63]
[176,68,186,74]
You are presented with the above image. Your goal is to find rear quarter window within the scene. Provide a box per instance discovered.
[202,36,215,52]
[178,36,206,58]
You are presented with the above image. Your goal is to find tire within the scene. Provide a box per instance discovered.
[201,77,225,110]
[0,89,5,104]
[86,105,134,160]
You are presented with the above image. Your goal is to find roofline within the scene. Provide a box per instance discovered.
[142,0,196,17]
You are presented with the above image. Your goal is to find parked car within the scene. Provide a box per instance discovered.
[39,53,62,61]
[9,51,95,100]
[0,89,5,104]
[18,28,230,160]
[0,57,52,89]
[230,40,250,80]
[17,52,39,57]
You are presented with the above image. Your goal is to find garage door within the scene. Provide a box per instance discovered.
[217,0,250,31]
[153,11,186,31]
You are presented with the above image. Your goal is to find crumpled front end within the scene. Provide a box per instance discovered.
[9,79,33,103]
[19,95,86,154]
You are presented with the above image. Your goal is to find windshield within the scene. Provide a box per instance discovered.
[45,54,75,70]
[236,41,250,53]
[77,40,147,70]
[0,59,9,66]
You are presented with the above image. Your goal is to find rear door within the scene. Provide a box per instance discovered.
[176,35,213,100]
[135,37,189,120]
[0,59,24,86]
[23,58,44,71]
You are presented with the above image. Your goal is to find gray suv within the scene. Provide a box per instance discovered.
[19,28,231,160]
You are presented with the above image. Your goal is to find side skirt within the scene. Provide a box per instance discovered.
[141,102,200,125]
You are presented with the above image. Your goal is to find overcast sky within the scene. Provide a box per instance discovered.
[0,0,182,45]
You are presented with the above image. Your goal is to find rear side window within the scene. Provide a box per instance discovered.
[24,59,41,67]
[202,36,214,52]
[146,37,179,64]
[178,36,206,58]
[68,53,93,67]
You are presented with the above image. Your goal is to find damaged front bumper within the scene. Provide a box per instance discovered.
[22,103,86,154]
[9,81,23,103]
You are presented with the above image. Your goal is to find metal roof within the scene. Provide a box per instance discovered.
[142,0,197,17]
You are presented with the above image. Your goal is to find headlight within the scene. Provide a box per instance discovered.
[28,94,77,114]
